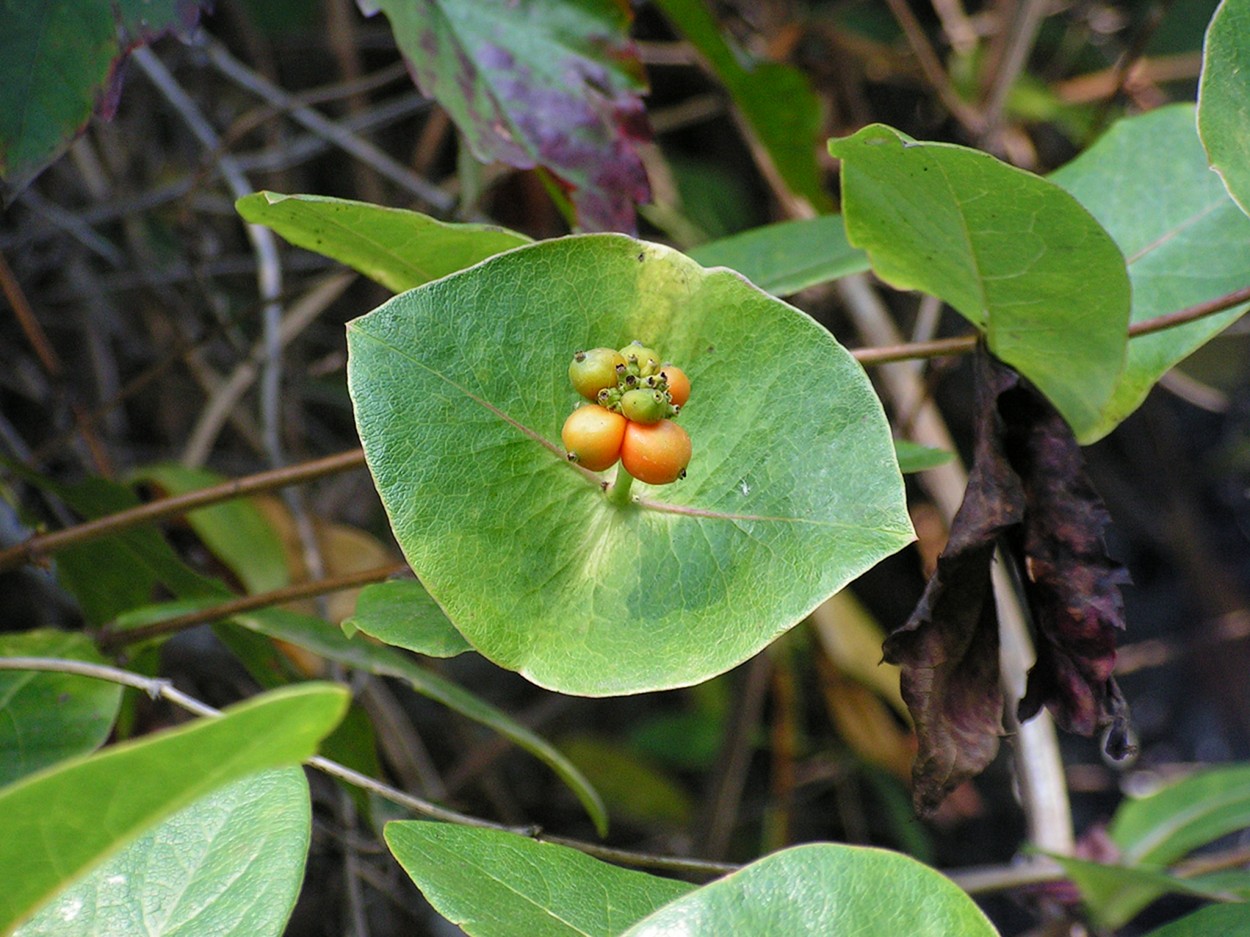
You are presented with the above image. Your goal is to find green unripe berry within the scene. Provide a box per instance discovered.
[618,340,661,376]
[620,388,670,424]
[569,348,626,401]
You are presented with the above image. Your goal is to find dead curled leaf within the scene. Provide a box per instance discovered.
[884,348,1133,815]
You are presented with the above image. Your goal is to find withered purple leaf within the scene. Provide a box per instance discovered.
[886,348,1131,815]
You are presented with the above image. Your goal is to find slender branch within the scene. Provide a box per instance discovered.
[97,561,411,649]
[0,448,366,572]
[1127,284,1250,338]
[0,657,739,878]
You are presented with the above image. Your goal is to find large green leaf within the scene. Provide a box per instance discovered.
[385,822,695,937]
[342,580,471,658]
[623,844,999,936]
[1141,904,1250,936]
[1110,763,1250,866]
[652,0,832,212]
[1053,105,1250,440]
[14,768,310,937]
[0,1,205,193]
[0,682,347,936]
[363,0,648,232]
[830,124,1130,441]
[687,216,868,296]
[1199,0,1250,216]
[131,463,289,595]
[0,630,122,786]
[347,234,913,696]
[236,192,531,293]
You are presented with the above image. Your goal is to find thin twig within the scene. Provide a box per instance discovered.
[97,560,411,649]
[0,448,366,572]
[883,0,985,135]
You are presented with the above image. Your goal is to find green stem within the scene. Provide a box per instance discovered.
[606,466,635,508]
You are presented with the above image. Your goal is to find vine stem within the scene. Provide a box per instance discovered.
[1,283,1246,573]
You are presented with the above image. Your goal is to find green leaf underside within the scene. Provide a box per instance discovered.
[347,234,913,696]
[365,0,648,232]
[385,822,694,937]
[1110,763,1250,867]
[623,844,1000,936]
[14,769,310,937]
[236,192,532,293]
[830,124,1130,442]
[343,580,472,658]
[1199,0,1250,217]
[0,683,347,936]
[0,631,122,786]
[1139,904,1250,937]
[0,0,203,191]
[1052,104,1250,440]
[651,0,831,212]
[687,216,869,295]
[1051,853,1250,930]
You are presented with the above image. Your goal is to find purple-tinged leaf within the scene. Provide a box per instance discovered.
[0,0,208,197]
[887,350,1131,815]
[363,0,650,233]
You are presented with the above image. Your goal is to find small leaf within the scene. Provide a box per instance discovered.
[0,682,348,936]
[0,631,122,786]
[236,192,531,292]
[14,769,311,937]
[385,822,695,937]
[1111,764,1250,867]
[1139,904,1250,937]
[347,234,913,696]
[687,216,869,296]
[342,580,471,658]
[558,734,694,826]
[1199,0,1250,217]
[830,124,1130,441]
[623,843,1000,936]
[651,0,831,212]
[894,439,956,473]
[1052,104,1250,440]
[363,1,650,232]
[0,0,207,195]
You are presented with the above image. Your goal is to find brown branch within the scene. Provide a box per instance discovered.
[0,448,366,572]
[98,560,411,649]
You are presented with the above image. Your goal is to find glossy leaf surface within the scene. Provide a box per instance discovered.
[347,234,913,696]
[0,683,347,936]
[1199,0,1250,216]
[624,843,999,936]
[385,822,694,937]
[831,124,1130,441]
[14,769,310,937]
[1052,105,1250,440]
[0,631,122,786]
[237,192,531,292]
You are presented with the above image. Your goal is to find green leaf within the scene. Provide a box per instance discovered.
[558,734,694,827]
[342,580,471,658]
[363,0,648,232]
[652,0,832,212]
[830,124,1130,441]
[347,234,913,696]
[0,1,205,193]
[1140,904,1250,936]
[130,463,290,594]
[1049,853,1250,930]
[0,682,347,936]
[13,768,311,937]
[385,822,695,937]
[230,606,607,835]
[1110,763,1250,866]
[894,439,956,473]
[236,192,531,293]
[687,216,869,296]
[1199,0,1250,216]
[0,631,122,786]
[624,843,1000,936]
[1052,104,1250,440]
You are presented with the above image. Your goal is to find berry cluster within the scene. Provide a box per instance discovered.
[561,341,692,485]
